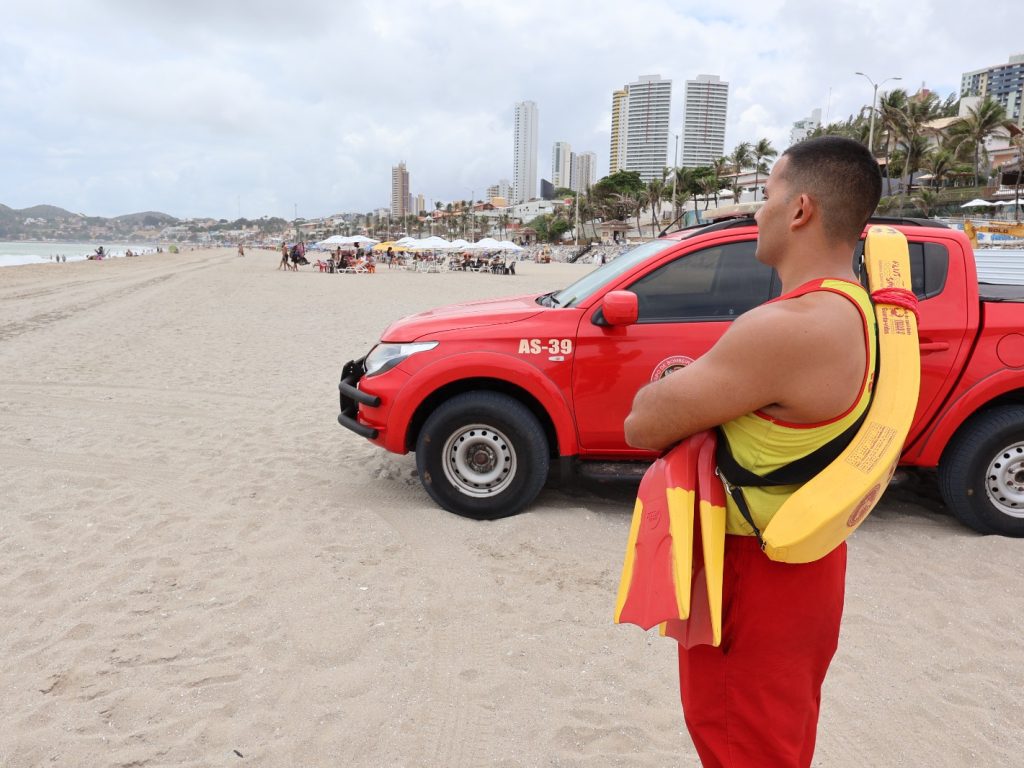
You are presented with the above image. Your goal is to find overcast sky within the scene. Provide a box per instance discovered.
[1,0,1016,220]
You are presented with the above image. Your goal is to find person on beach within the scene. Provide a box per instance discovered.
[238,243,245,257]
[279,243,290,271]
[623,136,883,768]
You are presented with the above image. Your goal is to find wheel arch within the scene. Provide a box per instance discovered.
[909,373,1024,467]
[405,377,565,458]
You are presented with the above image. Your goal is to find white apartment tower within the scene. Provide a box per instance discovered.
[790,108,822,146]
[682,75,729,168]
[390,161,409,218]
[551,141,572,189]
[623,75,672,182]
[513,100,539,204]
[571,151,597,192]
[609,88,629,174]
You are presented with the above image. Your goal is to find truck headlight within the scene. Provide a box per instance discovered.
[364,342,438,377]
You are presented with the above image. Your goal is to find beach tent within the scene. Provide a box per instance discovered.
[496,240,524,251]
[447,238,472,249]
[317,235,348,246]
[960,199,994,208]
[395,236,418,246]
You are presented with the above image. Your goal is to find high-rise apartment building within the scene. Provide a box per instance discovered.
[621,75,672,182]
[486,179,511,205]
[415,194,425,216]
[790,108,822,146]
[609,88,629,174]
[390,161,409,218]
[551,142,572,189]
[571,151,597,192]
[962,53,1024,125]
[513,100,539,204]
[681,75,729,168]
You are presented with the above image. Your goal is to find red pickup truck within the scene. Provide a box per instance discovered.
[339,217,1024,537]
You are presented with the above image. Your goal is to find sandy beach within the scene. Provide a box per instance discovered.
[1,248,1022,767]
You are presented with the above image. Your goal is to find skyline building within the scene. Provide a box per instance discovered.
[623,75,672,182]
[961,53,1024,125]
[571,151,597,192]
[486,178,511,204]
[415,194,425,215]
[512,100,539,204]
[790,107,822,146]
[390,161,409,218]
[551,141,572,188]
[609,88,629,174]
[681,74,729,168]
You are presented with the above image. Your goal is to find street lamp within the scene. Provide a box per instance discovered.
[855,72,901,155]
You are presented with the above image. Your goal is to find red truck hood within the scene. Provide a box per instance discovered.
[381,294,546,341]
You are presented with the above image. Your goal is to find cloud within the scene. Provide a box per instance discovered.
[0,0,1015,218]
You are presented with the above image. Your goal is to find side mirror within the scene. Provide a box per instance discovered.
[600,290,638,326]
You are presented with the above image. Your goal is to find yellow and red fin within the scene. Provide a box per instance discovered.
[661,432,725,648]
[614,438,698,629]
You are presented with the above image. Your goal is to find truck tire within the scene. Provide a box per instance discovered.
[938,406,1024,537]
[415,392,550,520]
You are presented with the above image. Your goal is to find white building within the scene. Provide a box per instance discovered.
[509,199,562,221]
[551,142,572,189]
[682,74,729,168]
[790,108,822,146]
[390,162,409,218]
[962,53,1024,126]
[513,100,539,204]
[571,151,597,192]
[623,75,672,182]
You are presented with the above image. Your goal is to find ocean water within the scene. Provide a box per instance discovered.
[0,241,157,268]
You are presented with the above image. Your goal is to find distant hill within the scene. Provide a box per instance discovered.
[0,204,178,226]
[16,204,79,220]
[113,211,179,227]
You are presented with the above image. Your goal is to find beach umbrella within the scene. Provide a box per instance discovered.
[447,238,472,249]
[496,240,524,251]
[317,235,348,246]
[472,237,504,249]
[408,236,452,249]
[960,199,994,208]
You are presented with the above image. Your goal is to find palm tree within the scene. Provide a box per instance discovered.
[878,89,910,195]
[894,91,940,205]
[751,139,777,200]
[948,96,1014,187]
[646,179,665,237]
[911,188,940,217]
[730,142,753,202]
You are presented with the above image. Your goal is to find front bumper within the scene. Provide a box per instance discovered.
[338,357,380,439]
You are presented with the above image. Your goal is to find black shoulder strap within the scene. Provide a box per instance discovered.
[715,407,869,488]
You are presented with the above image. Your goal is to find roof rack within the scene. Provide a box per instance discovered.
[866,216,949,229]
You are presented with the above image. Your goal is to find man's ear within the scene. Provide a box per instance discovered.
[790,193,815,231]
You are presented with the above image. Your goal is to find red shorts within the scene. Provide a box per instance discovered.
[678,535,847,767]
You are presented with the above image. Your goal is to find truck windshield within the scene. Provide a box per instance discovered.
[549,240,679,308]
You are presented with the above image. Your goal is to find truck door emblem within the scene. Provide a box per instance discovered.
[652,355,694,381]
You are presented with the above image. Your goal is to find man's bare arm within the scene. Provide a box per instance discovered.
[623,299,851,451]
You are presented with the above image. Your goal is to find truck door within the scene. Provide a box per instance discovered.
[571,237,776,455]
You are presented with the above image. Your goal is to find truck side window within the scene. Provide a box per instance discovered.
[628,240,774,322]
[853,241,949,300]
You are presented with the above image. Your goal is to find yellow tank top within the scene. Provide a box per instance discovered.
[720,278,877,536]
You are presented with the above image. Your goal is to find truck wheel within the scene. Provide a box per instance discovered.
[415,392,550,520]
[938,406,1024,537]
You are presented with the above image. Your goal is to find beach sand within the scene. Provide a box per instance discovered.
[1,248,1021,767]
